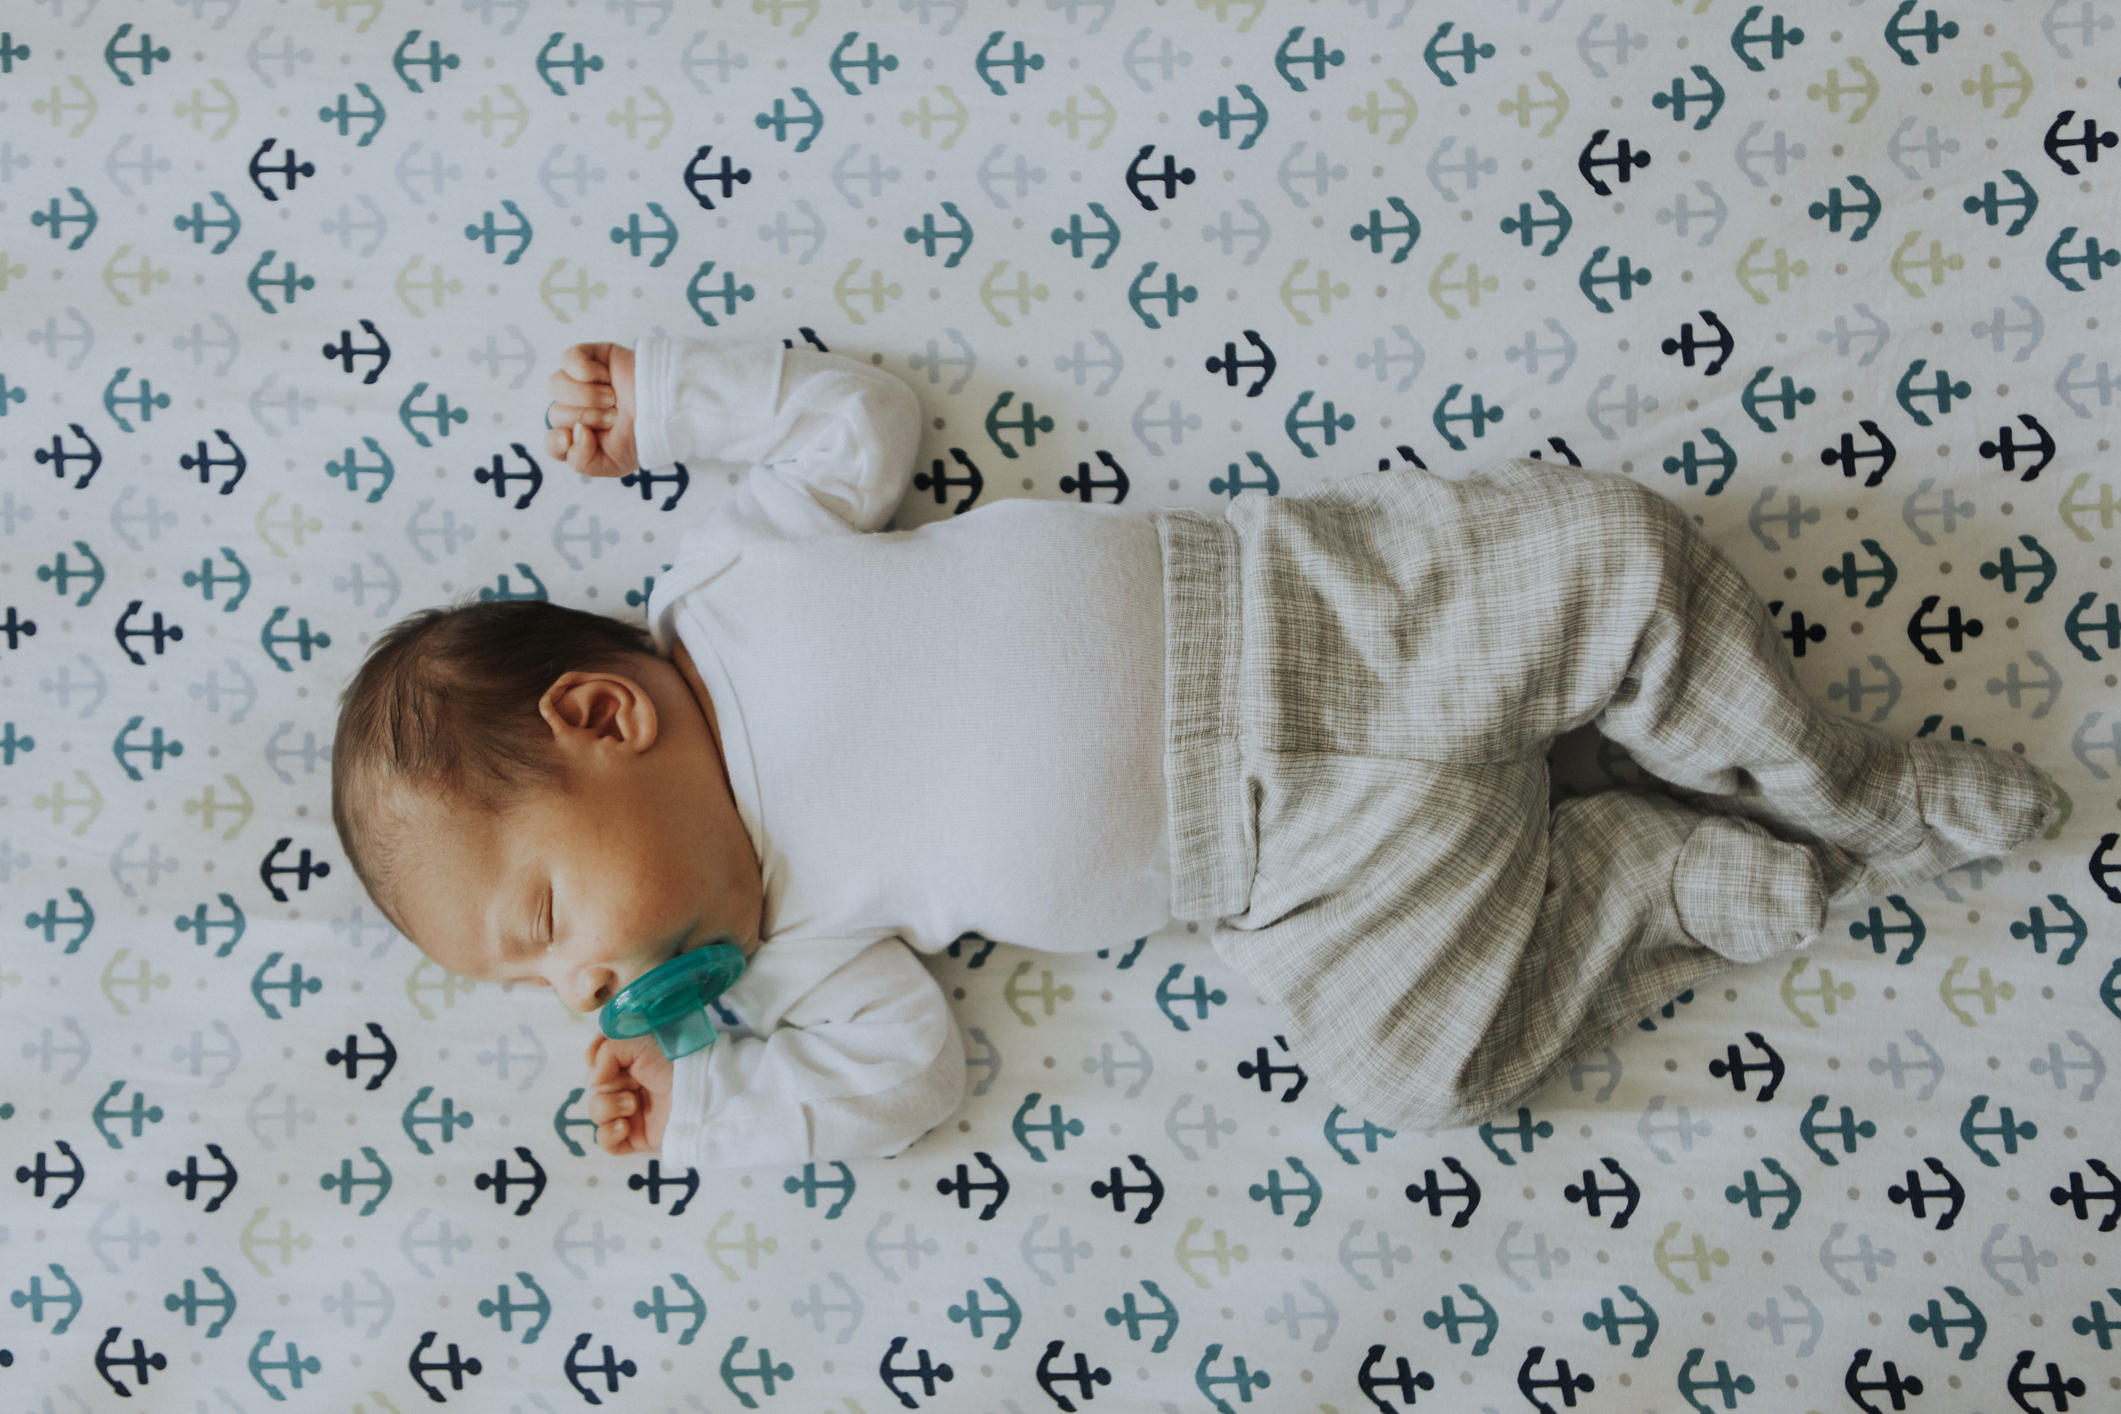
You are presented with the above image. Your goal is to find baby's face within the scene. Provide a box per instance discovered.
[384,741,758,1014]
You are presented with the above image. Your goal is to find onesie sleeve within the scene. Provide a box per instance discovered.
[630,336,923,535]
[658,936,967,1169]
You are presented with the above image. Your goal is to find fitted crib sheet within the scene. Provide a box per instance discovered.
[2,1,2117,1409]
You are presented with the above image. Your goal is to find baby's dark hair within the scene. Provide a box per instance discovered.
[331,599,656,922]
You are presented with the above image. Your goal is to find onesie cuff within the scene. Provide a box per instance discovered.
[631,335,678,471]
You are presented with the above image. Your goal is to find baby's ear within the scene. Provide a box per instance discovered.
[539,671,658,755]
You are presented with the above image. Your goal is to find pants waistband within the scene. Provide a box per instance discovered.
[1150,506,1253,922]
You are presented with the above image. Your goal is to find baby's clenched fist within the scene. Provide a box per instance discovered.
[584,1032,673,1155]
[545,341,638,480]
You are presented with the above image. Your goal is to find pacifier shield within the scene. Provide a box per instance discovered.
[597,939,747,1060]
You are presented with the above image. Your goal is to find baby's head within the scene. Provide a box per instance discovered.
[331,600,761,1009]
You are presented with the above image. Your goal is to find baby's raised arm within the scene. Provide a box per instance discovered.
[545,342,638,478]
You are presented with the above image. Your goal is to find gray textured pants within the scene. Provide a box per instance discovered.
[1150,460,2053,1131]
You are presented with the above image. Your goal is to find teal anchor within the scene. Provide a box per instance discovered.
[12,1263,84,1348]
[175,894,246,958]
[2010,893,2087,963]
[535,32,604,96]
[1198,84,1268,150]
[1127,260,1197,329]
[1051,203,1120,268]
[1349,197,1420,263]
[1741,365,1816,432]
[1431,383,1503,451]
[0,720,31,764]
[1729,6,1803,72]
[398,382,468,446]
[1209,451,1280,499]
[1798,1094,1876,1166]
[317,83,386,146]
[1848,895,1925,963]
[2045,226,2119,293]
[480,1272,553,1345]
[245,249,316,314]
[829,31,897,95]
[1,32,28,74]
[1426,1283,1500,1355]
[1478,1108,1553,1166]
[1578,246,1652,313]
[251,952,323,1019]
[172,191,241,253]
[400,1085,474,1156]
[1500,189,1571,256]
[25,889,94,953]
[974,32,1044,96]
[112,716,183,780]
[478,563,549,603]
[103,23,171,86]
[1962,170,2037,236]
[1675,1349,1755,1414]
[31,187,97,249]
[609,202,677,267]
[92,1079,164,1149]
[1274,25,1343,93]
[391,30,461,93]
[1824,539,1900,607]
[1247,1156,1323,1226]
[1908,1285,1986,1361]
[1652,65,1726,130]
[634,1273,708,1345]
[1661,429,1739,494]
[1197,1344,1271,1413]
[38,540,105,606]
[783,1160,856,1218]
[184,547,251,610]
[466,201,535,265]
[1883,1,1959,66]
[686,260,755,327]
[1582,1284,1657,1357]
[984,390,1054,458]
[719,1335,795,1410]
[754,88,824,151]
[1895,358,1971,426]
[1958,1094,2035,1167]
[1284,391,1354,458]
[259,606,330,672]
[317,1146,392,1217]
[1725,1158,1803,1229]
[247,1330,323,1400]
[1101,1280,1173,1353]
[1011,1092,1084,1162]
[905,201,973,268]
[101,367,170,432]
[324,438,395,503]
[1422,22,1494,87]
[163,1267,233,1338]
[1808,175,1882,240]
[1154,961,1226,1030]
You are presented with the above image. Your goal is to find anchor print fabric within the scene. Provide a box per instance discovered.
[1,0,2117,1409]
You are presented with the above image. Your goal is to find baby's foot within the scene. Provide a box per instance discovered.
[1860,739,2056,887]
[1671,815,1828,966]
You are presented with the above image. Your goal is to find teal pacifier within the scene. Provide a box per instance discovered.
[598,939,747,1060]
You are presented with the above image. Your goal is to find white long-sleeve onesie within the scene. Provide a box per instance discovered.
[635,336,1172,1168]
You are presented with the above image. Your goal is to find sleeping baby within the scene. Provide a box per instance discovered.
[328,338,2057,1168]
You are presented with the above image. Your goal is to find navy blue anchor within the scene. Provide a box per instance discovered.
[1091,1155,1163,1224]
[327,1022,397,1090]
[2043,110,2116,176]
[1361,1346,1435,1408]
[1979,414,2055,481]
[2051,1160,2121,1233]
[1125,144,1194,212]
[1821,421,1897,487]
[474,443,543,510]
[1888,1157,1965,1230]
[166,1144,238,1214]
[323,319,392,384]
[1405,1158,1481,1227]
[15,1140,87,1208]
[1518,1346,1595,1413]
[1577,130,1650,195]
[259,837,331,903]
[937,1151,1010,1220]
[620,462,689,512]
[35,423,102,488]
[1564,1157,1642,1229]
[408,1332,482,1403]
[96,1328,168,1398]
[475,1146,547,1216]
[2006,1353,2085,1413]
[1906,596,1981,665]
[1206,331,1276,396]
[1709,1031,1786,1100]
[914,447,983,514]
[879,1336,953,1409]
[1660,310,1733,375]
[247,137,314,202]
[625,1158,697,1216]
[564,1339,627,1407]
[1036,1340,1111,1412]
[1844,1350,1920,1414]
[0,606,33,649]
[2065,591,2120,662]
[1059,450,1127,505]
[683,145,752,209]
[179,429,247,494]
[114,601,182,666]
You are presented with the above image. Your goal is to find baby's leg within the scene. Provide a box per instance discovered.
[1521,464,2055,887]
